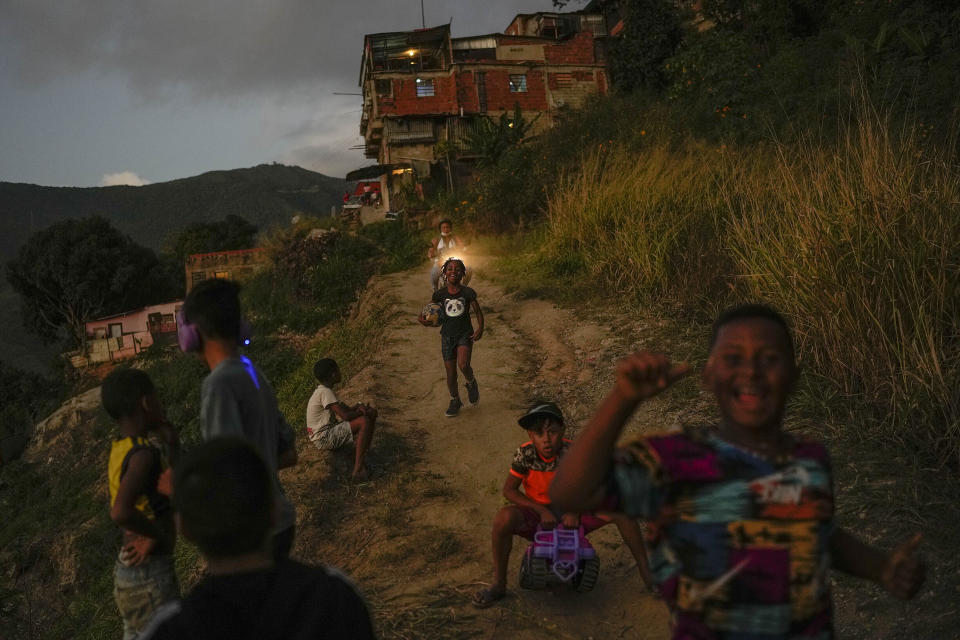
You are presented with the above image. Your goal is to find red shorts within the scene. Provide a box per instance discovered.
[512,505,609,540]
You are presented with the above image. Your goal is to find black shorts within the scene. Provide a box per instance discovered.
[441,333,473,361]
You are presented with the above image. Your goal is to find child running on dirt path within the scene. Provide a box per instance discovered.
[103,368,181,640]
[550,304,925,638]
[180,279,299,561]
[306,358,378,480]
[418,257,484,417]
[139,438,375,640]
[472,401,655,609]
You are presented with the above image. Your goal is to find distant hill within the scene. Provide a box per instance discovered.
[0,163,351,373]
[0,163,350,261]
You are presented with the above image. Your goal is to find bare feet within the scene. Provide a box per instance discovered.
[472,585,506,609]
[351,466,370,481]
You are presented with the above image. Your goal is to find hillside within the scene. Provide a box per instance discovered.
[0,163,350,261]
[3,252,957,639]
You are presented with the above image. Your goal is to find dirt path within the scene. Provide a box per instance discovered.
[287,256,671,639]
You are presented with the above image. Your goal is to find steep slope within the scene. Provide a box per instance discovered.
[3,252,957,639]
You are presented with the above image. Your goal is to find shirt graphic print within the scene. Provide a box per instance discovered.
[432,285,477,338]
[610,425,835,639]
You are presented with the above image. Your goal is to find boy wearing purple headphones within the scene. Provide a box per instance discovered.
[179,279,299,560]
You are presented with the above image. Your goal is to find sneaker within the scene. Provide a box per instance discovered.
[466,378,479,404]
[445,397,463,417]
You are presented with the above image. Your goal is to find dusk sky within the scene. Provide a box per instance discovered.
[0,1,570,188]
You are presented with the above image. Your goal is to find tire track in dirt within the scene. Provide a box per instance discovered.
[304,258,671,639]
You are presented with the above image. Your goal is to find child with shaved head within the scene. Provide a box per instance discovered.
[551,304,924,638]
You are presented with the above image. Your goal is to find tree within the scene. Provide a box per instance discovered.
[462,104,540,167]
[609,0,683,93]
[6,216,177,346]
[0,360,62,439]
[162,214,259,264]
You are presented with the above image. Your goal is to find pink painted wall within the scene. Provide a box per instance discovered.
[84,300,182,362]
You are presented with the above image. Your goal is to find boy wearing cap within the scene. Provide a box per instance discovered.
[472,401,655,608]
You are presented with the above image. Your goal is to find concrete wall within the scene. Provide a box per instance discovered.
[83,300,182,363]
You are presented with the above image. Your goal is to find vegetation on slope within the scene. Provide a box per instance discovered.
[0,163,349,261]
[436,0,960,469]
[0,217,427,639]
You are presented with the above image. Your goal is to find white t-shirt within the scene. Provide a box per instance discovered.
[436,235,458,251]
[306,384,339,435]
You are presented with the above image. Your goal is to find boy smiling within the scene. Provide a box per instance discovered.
[472,402,654,609]
[551,304,924,638]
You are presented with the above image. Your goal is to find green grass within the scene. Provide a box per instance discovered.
[487,101,959,469]
[0,211,427,639]
[243,219,427,335]
[271,302,392,431]
[0,413,122,639]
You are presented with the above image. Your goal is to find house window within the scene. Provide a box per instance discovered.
[214,271,230,279]
[476,72,487,111]
[553,72,573,88]
[509,74,527,93]
[191,271,204,286]
[416,78,435,97]
[375,79,393,97]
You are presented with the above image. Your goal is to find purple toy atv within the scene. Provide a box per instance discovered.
[519,525,600,592]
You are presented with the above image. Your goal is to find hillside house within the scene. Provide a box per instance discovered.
[355,9,611,197]
[185,248,267,293]
[582,0,627,37]
[71,300,183,366]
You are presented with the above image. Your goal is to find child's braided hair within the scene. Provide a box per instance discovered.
[441,257,465,275]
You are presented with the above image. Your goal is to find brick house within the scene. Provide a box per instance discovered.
[355,10,611,194]
[184,248,267,293]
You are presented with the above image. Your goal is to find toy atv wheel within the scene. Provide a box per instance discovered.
[575,558,600,593]
[519,555,549,590]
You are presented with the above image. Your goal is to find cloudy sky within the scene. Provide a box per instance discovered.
[0,0,570,187]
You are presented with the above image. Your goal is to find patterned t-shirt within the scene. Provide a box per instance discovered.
[610,426,834,639]
[432,285,477,338]
[509,439,572,506]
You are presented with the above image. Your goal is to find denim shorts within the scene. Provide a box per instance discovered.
[114,554,179,639]
[441,333,472,361]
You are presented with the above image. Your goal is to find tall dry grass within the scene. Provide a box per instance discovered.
[541,141,730,305]
[531,111,960,465]
[726,109,960,463]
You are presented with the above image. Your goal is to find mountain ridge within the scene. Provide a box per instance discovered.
[0,163,352,261]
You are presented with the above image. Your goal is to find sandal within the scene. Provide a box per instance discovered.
[471,587,505,609]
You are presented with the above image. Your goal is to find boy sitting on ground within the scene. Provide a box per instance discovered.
[141,437,375,640]
[550,304,925,639]
[306,358,377,480]
[472,401,655,608]
[103,368,181,640]
[181,278,298,560]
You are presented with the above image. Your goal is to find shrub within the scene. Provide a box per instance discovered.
[499,98,959,466]
[244,219,426,334]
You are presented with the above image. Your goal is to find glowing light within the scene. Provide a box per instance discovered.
[406,49,417,57]
[240,356,261,390]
